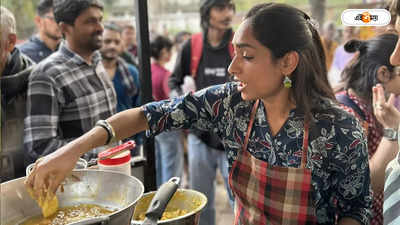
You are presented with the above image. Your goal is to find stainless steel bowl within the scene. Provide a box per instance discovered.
[2,169,144,225]
[132,189,207,225]
[25,158,88,176]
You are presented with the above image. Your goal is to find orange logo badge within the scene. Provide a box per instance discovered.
[355,11,378,23]
[361,12,371,23]
[342,9,391,26]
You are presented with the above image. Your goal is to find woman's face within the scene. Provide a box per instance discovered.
[390,16,400,66]
[159,47,172,63]
[228,20,285,101]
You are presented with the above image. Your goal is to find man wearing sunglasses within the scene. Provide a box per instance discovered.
[18,0,62,63]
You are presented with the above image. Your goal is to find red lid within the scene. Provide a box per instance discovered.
[98,141,135,166]
[98,141,135,160]
[98,152,131,166]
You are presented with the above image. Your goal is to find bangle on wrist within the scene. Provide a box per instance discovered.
[383,127,399,142]
[398,123,400,142]
[95,120,115,145]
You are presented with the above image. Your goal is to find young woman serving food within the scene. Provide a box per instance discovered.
[26,3,372,225]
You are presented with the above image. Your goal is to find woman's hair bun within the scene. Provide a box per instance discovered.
[344,39,363,53]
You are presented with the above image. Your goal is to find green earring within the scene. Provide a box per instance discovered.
[283,76,292,88]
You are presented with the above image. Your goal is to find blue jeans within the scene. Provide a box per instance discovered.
[188,133,233,225]
[155,130,184,187]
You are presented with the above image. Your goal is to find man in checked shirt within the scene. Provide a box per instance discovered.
[24,0,117,165]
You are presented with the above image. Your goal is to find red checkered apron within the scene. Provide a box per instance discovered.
[228,100,317,225]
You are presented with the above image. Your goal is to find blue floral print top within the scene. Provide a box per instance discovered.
[143,82,372,225]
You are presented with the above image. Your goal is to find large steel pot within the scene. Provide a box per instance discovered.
[1,169,144,225]
[25,158,88,176]
[131,189,207,225]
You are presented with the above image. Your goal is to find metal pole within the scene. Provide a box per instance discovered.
[134,0,157,191]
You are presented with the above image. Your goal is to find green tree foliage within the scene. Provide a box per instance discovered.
[234,0,267,12]
[234,0,363,15]
[2,0,38,40]
[1,0,115,40]
[1,0,365,40]
[234,0,309,12]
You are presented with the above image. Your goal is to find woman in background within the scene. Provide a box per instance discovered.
[150,35,185,187]
[336,33,400,225]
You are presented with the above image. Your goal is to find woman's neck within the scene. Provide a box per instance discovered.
[261,90,296,136]
[262,89,295,113]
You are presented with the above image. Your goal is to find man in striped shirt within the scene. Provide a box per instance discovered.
[24,0,117,165]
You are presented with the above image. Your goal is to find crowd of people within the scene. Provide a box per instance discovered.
[1,0,400,225]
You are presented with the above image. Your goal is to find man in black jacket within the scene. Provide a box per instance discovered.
[0,6,35,181]
[168,1,235,224]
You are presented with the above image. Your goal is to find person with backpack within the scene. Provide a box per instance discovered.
[168,1,235,224]
[335,33,400,225]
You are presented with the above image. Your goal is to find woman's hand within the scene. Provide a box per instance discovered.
[24,108,148,197]
[372,84,400,129]
[25,143,81,198]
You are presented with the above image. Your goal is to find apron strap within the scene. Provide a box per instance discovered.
[243,100,260,152]
[243,99,310,169]
[301,122,309,168]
